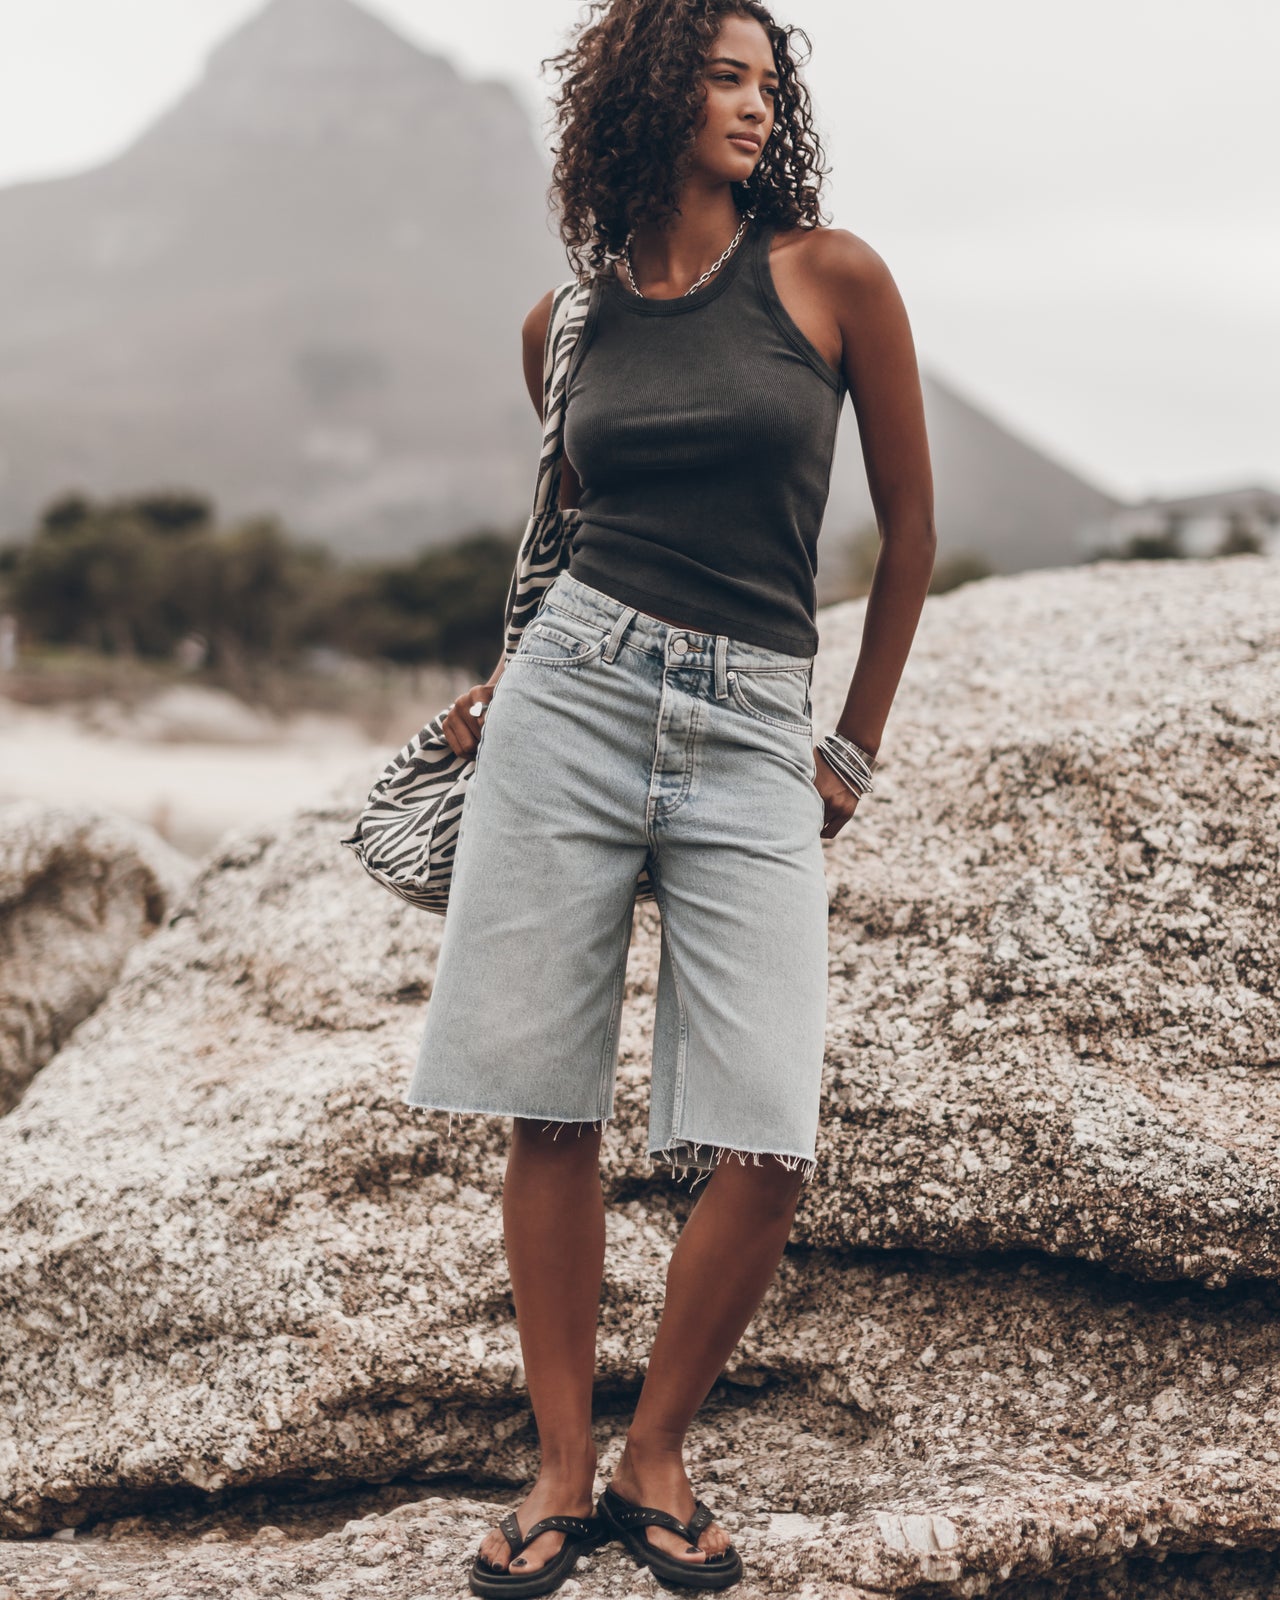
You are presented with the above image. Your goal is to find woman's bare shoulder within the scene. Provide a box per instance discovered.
[770,222,892,291]
[522,287,558,359]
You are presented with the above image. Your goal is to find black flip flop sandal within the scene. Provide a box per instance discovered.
[469,1508,609,1598]
[598,1483,745,1590]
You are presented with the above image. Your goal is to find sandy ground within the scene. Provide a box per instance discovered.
[0,698,385,859]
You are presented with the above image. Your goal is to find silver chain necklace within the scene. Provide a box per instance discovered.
[621,210,753,299]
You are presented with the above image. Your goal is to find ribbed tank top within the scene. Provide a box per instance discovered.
[561,216,846,655]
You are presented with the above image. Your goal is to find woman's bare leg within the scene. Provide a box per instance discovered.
[476,1118,605,1576]
[609,1155,806,1566]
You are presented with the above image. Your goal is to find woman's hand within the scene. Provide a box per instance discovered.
[813,746,862,839]
[441,683,496,758]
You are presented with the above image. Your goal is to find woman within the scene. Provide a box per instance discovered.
[410,0,935,1592]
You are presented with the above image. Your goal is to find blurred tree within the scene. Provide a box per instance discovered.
[11,488,525,683]
[15,497,162,654]
[343,526,521,675]
[834,520,881,600]
[182,516,303,695]
[1216,513,1263,557]
[122,490,214,537]
[415,528,521,673]
[15,493,283,669]
[1121,512,1185,561]
[1122,532,1183,560]
[835,520,991,599]
[0,541,20,624]
[928,551,994,594]
[83,506,166,657]
[39,492,93,537]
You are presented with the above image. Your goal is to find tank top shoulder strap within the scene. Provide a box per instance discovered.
[749,214,774,261]
[737,215,777,311]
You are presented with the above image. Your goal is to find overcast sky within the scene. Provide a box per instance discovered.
[0,0,1276,501]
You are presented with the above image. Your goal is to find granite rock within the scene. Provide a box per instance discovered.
[802,557,1280,1284]
[0,800,193,1114]
[1,556,1278,1595]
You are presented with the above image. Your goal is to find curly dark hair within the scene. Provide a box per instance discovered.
[540,0,831,281]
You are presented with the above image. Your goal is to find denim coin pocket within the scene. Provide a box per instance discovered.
[517,610,608,666]
[726,666,812,733]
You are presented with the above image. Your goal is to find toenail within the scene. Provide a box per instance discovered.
[687,1545,700,1553]
[512,1558,526,1567]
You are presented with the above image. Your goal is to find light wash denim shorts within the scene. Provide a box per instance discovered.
[406,570,830,1184]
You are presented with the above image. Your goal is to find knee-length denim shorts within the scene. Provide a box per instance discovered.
[405,570,830,1184]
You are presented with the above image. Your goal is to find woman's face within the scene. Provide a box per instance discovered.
[686,14,777,187]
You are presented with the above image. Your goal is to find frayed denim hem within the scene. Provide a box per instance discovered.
[406,1102,612,1142]
[405,1104,817,1186]
[649,1139,818,1191]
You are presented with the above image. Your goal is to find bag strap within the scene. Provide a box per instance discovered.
[499,275,595,654]
[531,276,594,517]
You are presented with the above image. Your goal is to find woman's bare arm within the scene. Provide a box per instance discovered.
[809,230,937,834]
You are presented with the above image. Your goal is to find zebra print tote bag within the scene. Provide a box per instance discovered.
[339,276,657,916]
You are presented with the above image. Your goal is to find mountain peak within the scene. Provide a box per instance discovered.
[125,0,468,154]
[204,0,455,91]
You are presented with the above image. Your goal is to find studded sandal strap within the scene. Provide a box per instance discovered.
[607,1500,697,1541]
[521,1514,598,1545]
[687,1500,715,1537]
[499,1511,527,1558]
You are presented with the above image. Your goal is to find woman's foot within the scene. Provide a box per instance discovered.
[475,1448,599,1576]
[607,1436,733,1565]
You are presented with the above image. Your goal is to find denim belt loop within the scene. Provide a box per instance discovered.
[602,605,637,663]
[713,633,729,699]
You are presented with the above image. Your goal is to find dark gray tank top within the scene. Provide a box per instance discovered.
[561,216,846,655]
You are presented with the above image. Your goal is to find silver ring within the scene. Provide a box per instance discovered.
[469,701,489,718]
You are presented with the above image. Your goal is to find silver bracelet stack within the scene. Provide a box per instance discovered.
[817,732,878,797]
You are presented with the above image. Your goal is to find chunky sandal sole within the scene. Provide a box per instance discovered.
[598,1484,745,1591]
[469,1510,610,1598]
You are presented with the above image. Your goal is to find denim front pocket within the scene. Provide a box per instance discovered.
[726,666,812,733]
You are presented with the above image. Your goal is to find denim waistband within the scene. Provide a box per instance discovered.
[542,570,815,684]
